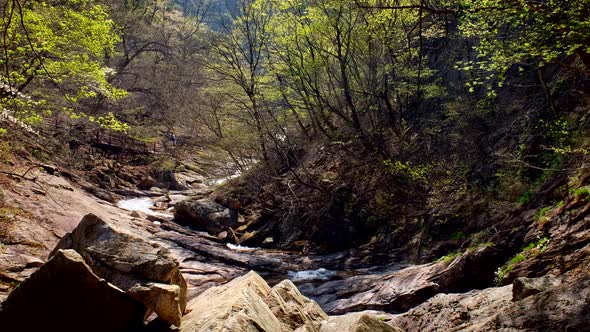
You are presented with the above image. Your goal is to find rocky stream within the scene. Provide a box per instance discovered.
[1,166,589,331]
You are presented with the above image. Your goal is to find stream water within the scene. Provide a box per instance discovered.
[117,197,173,218]
[114,177,405,313]
[116,194,361,285]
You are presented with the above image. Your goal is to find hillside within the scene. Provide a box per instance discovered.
[1,0,590,331]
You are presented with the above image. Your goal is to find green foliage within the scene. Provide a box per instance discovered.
[516,189,534,205]
[451,231,467,241]
[1,0,121,93]
[574,187,590,202]
[30,148,50,162]
[439,251,461,265]
[383,159,431,182]
[0,0,124,126]
[459,0,590,93]
[96,113,130,133]
[534,206,553,224]
[253,0,444,151]
[0,128,6,136]
[495,237,550,285]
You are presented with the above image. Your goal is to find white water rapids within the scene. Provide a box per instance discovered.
[116,197,173,218]
[287,268,337,282]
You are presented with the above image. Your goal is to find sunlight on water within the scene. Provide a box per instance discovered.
[226,243,259,252]
[117,197,172,217]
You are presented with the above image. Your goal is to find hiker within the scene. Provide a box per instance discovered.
[169,131,177,146]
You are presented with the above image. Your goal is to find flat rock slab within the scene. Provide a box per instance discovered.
[300,262,444,315]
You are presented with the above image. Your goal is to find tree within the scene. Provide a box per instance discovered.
[459,0,590,95]
[262,0,444,154]
[0,0,122,103]
[207,0,274,162]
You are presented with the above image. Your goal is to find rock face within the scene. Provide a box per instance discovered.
[180,271,328,331]
[174,198,240,235]
[471,277,590,331]
[512,275,561,301]
[0,249,146,332]
[51,214,187,326]
[391,274,590,332]
[390,284,513,331]
[300,262,443,315]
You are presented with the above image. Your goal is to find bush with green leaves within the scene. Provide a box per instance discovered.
[495,237,550,285]
[574,187,590,202]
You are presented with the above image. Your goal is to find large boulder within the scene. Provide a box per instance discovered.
[50,214,187,326]
[174,198,240,235]
[137,176,157,190]
[180,271,327,331]
[154,170,188,190]
[0,249,146,332]
[267,279,328,331]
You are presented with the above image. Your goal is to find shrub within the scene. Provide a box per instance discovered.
[495,237,550,285]
[451,231,467,241]
[534,206,553,224]
[574,187,590,202]
[439,251,461,265]
[516,189,533,205]
[383,159,431,183]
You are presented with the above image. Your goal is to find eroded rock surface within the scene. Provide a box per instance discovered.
[300,262,444,315]
[51,214,187,326]
[512,275,561,301]
[391,273,590,332]
[180,271,328,331]
[390,284,513,331]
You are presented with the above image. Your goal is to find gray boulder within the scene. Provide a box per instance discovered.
[174,198,240,235]
[0,249,145,332]
[51,214,187,326]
